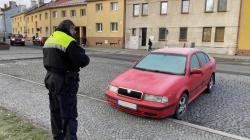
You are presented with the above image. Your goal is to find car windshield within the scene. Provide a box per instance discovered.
[13,34,23,38]
[134,53,187,75]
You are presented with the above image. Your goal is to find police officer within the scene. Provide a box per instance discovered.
[43,20,89,140]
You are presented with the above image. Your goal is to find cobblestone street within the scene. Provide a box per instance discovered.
[0,47,249,139]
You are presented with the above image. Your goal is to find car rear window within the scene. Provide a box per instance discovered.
[134,53,187,75]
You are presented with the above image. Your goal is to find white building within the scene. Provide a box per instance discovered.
[125,0,241,55]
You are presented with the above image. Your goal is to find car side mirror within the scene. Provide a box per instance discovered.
[191,68,202,75]
[133,60,139,65]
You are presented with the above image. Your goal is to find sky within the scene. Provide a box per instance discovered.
[0,0,51,8]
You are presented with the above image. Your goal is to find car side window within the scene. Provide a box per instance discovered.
[197,52,208,66]
[190,54,200,71]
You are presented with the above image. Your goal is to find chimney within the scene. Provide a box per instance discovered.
[9,1,17,8]
[31,0,37,7]
[38,0,44,7]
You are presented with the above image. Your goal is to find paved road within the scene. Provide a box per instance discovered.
[0,46,250,139]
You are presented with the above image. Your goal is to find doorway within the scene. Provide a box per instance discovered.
[140,28,147,46]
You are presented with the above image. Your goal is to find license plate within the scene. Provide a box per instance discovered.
[117,100,137,110]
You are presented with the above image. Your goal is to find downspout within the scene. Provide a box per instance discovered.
[236,0,243,55]
[122,0,126,49]
[49,9,52,35]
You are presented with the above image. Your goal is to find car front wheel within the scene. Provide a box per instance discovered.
[174,93,188,120]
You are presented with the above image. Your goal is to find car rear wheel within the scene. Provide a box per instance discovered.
[205,75,215,93]
[174,93,188,120]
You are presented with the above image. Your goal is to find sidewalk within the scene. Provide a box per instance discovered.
[85,47,250,61]
[0,73,248,140]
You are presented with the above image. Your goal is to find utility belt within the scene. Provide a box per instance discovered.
[47,67,79,78]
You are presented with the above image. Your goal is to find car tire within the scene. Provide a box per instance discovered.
[174,93,188,120]
[205,74,215,93]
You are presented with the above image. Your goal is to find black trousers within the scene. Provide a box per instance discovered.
[45,71,79,140]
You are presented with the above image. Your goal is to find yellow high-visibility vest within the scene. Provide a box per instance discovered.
[44,31,75,52]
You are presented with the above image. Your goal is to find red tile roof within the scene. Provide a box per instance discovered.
[26,0,86,15]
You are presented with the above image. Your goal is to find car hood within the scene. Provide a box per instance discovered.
[111,68,184,96]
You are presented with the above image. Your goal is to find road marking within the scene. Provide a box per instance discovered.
[0,72,249,140]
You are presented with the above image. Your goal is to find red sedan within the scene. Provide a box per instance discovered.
[105,48,216,119]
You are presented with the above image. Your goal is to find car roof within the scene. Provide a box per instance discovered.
[152,48,200,55]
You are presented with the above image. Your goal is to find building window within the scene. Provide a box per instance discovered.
[215,27,225,42]
[39,14,41,20]
[40,27,42,33]
[45,13,48,19]
[179,27,188,41]
[71,10,76,17]
[181,0,189,13]
[96,3,103,12]
[80,9,86,16]
[111,2,118,11]
[46,27,49,34]
[32,28,34,34]
[31,16,33,22]
[133,4,140,16]
[159,28,167,41]
[142,3,149,16]
[52,11,57,18]
[218,0,227,12]
[35,15,37,18]
[111,22,118,32]
[96,23,103,32]
[202,27,212,42]
[205,0,214,12]
[132,28,136,36]
[160,1,168,15]
[62,10,67,17]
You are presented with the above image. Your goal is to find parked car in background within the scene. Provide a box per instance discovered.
[33,37,48,46]
[105,48,216,119]
[10,34,25,46]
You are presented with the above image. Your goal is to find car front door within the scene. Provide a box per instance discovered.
[197,52,211,88]
[188,54,203,101]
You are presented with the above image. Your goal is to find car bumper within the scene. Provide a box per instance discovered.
[105,90,176,119]
[11,41,25,44]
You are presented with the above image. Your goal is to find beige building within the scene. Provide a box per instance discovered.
[86,0,125,48]
[125,0,241,55]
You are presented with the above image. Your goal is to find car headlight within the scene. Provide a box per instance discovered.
[21,38,25,41]
[11,38,15,41]
[108,85,119,93]
[144,94,168,103]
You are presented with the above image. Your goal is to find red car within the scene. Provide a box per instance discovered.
[33,37,48,46]
[10,34,25,46]
[105,48,216,119]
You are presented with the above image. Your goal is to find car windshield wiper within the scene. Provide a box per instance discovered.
[147,69,181,75]
[133,67,150,71]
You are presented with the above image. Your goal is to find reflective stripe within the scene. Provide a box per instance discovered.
[44,31,75,49]
[43,44,66,52]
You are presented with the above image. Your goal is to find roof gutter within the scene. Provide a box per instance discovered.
[236,0,243,55]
